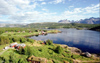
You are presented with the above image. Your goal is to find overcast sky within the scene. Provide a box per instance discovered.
[0,0,99,23]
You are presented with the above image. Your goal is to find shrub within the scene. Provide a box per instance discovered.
[20,38,26,43]
[9,53,18,63]
[46,39,53,45]
[27,38,34,43]
[18,46,33,56]
[12,37,20,42]
[18,58,28,63]
[55,46,63,54]
[43,30,47,32]
[71,54,80,59]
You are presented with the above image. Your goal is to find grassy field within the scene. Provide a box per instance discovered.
[0,40,100,63]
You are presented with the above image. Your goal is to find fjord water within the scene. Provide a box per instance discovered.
[30,29,100,53]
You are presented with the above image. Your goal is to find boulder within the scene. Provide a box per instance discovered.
[85,52,91,57]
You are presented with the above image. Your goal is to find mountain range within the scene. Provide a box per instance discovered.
[58,17,100,24]
[0,17,100,27]
[0,24,26,27]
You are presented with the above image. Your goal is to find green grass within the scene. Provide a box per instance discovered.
[1,32,39,37]
[0,44,9,52]
[0,42,99,63]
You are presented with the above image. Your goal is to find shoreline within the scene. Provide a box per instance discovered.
[55,44,100,59]
[24,30,61,38]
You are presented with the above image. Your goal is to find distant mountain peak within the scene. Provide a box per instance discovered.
[58,17,100,24]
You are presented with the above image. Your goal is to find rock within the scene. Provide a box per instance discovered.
[68,47,82,54]
[85,52,91,57]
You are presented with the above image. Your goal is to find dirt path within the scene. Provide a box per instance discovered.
[0,50,6,55]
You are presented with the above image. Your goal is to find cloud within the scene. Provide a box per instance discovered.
[83,3,100,14]
[0,0,39,15]
[64,3,99,15]
[41,2,46,5]
[69,6,74,8]
[60,3,100,20]
[9,11,58,23]
[42,9,48,12]
[49,0,65,4]
[39,0,44,1]
[0,0,19,15]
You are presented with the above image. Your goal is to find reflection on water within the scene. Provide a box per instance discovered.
[29,29,100,53]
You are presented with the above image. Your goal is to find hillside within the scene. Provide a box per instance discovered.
[89,26,100,31]
[25,23,100,29]
[0,23,26,27]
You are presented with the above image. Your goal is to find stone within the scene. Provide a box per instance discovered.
[85,52,91,57]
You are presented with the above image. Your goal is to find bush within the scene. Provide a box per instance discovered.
[18,58,28,63]
[12,37,20,42]
[9,53,18,63]
[18,46,33,56]
[46,39,53,45]
[20,38,26,43]
[27,38,34,43]
[55,46,63,54]
[71,54,80,59]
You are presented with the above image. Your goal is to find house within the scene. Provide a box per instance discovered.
[15,43,26,49]
[28,55,47,63]
[10,42,17,47]
[3,43,26,50]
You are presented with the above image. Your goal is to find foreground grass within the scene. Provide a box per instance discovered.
[0,41,99,63]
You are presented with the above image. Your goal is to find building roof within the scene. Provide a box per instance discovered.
[10,42,17,46]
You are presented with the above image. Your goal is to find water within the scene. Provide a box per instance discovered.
[29,28,100,53]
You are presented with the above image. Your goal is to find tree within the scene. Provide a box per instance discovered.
[19,47,24,54]
[55,46,63,54]
[27,46,33,56]
[23,46,28,55]
[18,46,33,56]
[46,39,53,45]
[20,38,26,43]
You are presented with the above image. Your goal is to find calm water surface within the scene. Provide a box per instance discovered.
[29,29,100,53]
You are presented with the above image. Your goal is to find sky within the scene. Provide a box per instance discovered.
[0,0,99,24]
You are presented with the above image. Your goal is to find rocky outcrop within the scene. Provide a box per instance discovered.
[84,52,91,57]
[68,47,82,54]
